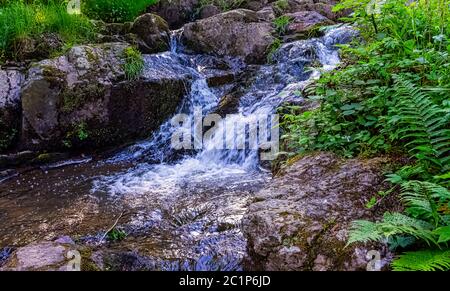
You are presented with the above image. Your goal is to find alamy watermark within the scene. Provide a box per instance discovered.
[170,107,280,161]
[366,250,382,271]
[67,0,81,14]
[66,250,81,271]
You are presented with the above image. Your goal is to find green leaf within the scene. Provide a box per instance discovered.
[392,250,450,271]
[366,196,377,209]
[433,226,450,244]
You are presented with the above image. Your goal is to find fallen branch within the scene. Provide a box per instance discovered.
[98,211,124,245]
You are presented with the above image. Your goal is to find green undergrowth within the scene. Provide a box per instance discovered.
[280,0,450,271]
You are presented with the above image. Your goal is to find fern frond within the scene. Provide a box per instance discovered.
[381,212,437,245]
[347,212,437,246]
[392,76,450,172]
[347,220,383,245]
[400,181,450,226]
[392,249,450,271]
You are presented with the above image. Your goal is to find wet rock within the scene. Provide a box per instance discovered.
[30,152,70,165]
[54,236,76,245]
[148,0,199,29]
[242,152,398,271]
[0,247,14,267]
[199,4,221,19]
[271,0,346,20]
[285,11,334,35]
[215,94,241,116]
[91,250,156,271]
[20,43,191,152]
[212,65,260,115]
[181,9,275,64]
[273,25,358,66]
[0,69,24,153]
[103,22,133,35]
[0,241,78,271]
[191,55,242,87]
[0,169,17,183]
[240,0,269,11]
[256,6,276,22]
[0,151,36,169]
[131,13,170,54]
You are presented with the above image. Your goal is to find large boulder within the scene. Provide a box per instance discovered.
[181,9,275,64]
[131,13,170,54]
[148,0,199,29]
[20,43,191,151]
[242,153,399,271]
[0,69,24,152]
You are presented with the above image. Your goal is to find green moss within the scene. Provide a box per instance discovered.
[41,65,65,86]
[62,83,105,112]
[84,47,99,64]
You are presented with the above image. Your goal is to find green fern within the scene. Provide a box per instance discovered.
[401,181,450,225]
[348,212,436,246]
[347,220,383,245]
[348,180,450,270]
[392,75,450,172]
[392,250,450,271]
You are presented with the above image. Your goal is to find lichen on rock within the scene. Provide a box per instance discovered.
[242,152,400,271]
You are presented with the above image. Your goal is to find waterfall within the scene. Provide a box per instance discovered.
[93,25,358,196]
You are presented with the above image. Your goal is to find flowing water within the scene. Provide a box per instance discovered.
[0,26,357,270]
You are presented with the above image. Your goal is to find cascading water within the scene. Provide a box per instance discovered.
[0,25,358,270]
[96,25,357,191]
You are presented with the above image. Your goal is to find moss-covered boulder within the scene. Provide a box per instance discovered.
[20,43,191,152]
[131,13,171,54]
[242,152,400,271]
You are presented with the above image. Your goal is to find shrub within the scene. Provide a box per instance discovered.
[82,0,159,23]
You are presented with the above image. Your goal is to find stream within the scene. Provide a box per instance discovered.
[0,26,357,270]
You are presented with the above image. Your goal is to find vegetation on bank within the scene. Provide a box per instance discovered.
[280,0,450,270]
[0,0,158,62]
[0,0,94,61]
[83,0,158,22]
[123,46,144,81]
